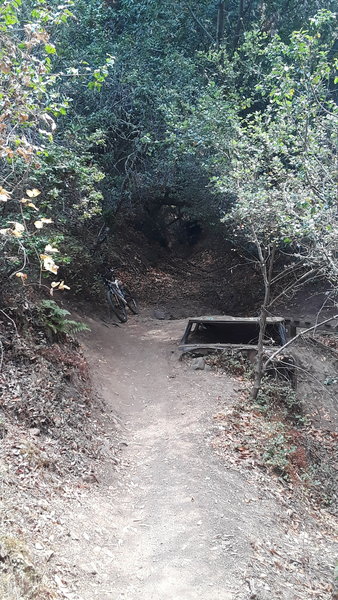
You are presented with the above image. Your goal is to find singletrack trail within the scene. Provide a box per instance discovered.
[53,315,329,600]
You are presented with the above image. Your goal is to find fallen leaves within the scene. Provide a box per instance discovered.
[1,221,26,237]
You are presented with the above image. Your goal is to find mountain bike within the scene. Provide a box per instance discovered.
[103,269,138,323]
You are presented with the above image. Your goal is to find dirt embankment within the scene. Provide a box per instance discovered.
[0,296,119,599]
[68,221,337,325]
[67,224,265,318]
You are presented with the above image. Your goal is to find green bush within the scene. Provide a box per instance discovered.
[39,300,89,337]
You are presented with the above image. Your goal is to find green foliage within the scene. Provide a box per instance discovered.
[39,299,89,336]
[0,1,74,289]
[34,144,104,224]
[207,350,253,378]
[168,10,338,286]
[262,432,296,476]
[2,0,337,299]
[256,379,300,414]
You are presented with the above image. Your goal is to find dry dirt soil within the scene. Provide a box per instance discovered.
[43,313,337,600]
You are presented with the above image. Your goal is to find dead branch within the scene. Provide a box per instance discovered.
[264,314,338,369]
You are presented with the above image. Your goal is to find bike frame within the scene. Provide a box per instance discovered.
[106,278,127,305]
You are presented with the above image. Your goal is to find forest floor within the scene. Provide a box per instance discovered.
[0,249,337,600]
[29,312,336,600]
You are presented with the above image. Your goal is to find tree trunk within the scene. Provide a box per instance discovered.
[250,237,275,401]
[216,1,225,49]
[234,0,244,42]
[251,305,268,401]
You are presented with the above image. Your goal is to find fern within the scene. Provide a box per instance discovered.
[39,300,89,336]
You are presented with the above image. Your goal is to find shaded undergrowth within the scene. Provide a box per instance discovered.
[209,346,338,514]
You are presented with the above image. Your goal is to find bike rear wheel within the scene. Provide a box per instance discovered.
[123,287,139,314]
[107,290,127,323]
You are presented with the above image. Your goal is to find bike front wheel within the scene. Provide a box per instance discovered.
[123,287,139,314]
[107,290,127,323]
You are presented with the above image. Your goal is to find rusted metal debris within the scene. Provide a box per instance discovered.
[179,315,338,353]
[179,316,287,353]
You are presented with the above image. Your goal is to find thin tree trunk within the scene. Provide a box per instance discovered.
[216,1,225,49]
[186,3,215,45]
[250,236,276,401]
[232,0,255,52]
[251,306,268,401]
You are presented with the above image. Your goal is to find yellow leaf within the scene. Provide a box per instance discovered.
[34,218,53,229]
[20,198,28,203]
[41,255,59,274]
[26,188,41,198]
[0,186,11,196]
[0,186,11,202]
[44,244,59,253]
[9,222,25,238]
[51,280,70,291]
[15,272,28,282]
[27,202,38,211]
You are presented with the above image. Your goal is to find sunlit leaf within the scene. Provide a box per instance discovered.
[40,254,59,274]
[8,222,25,237]
[0,186,11,202]
[34,218,53,229]
[45,244,59,253]
[16,272,28,282]
[26,188,41,198]
[45,44,56,55]
[51,280,70,291]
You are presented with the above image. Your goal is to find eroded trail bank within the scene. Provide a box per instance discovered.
[53,316,335,600]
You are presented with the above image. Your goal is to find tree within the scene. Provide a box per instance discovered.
[221,12,338,398]
[166,9,338,398]
[0,0,112,292]
[0,0,72,288]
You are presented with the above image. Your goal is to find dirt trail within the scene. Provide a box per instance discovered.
[53,315,334,600]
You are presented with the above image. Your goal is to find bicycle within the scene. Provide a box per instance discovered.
[103,269,138,323]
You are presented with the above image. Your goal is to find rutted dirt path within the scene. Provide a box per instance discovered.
[53,315,336,600]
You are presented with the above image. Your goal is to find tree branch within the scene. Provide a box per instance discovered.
[185,3,215,45]
[264,314,338,369]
